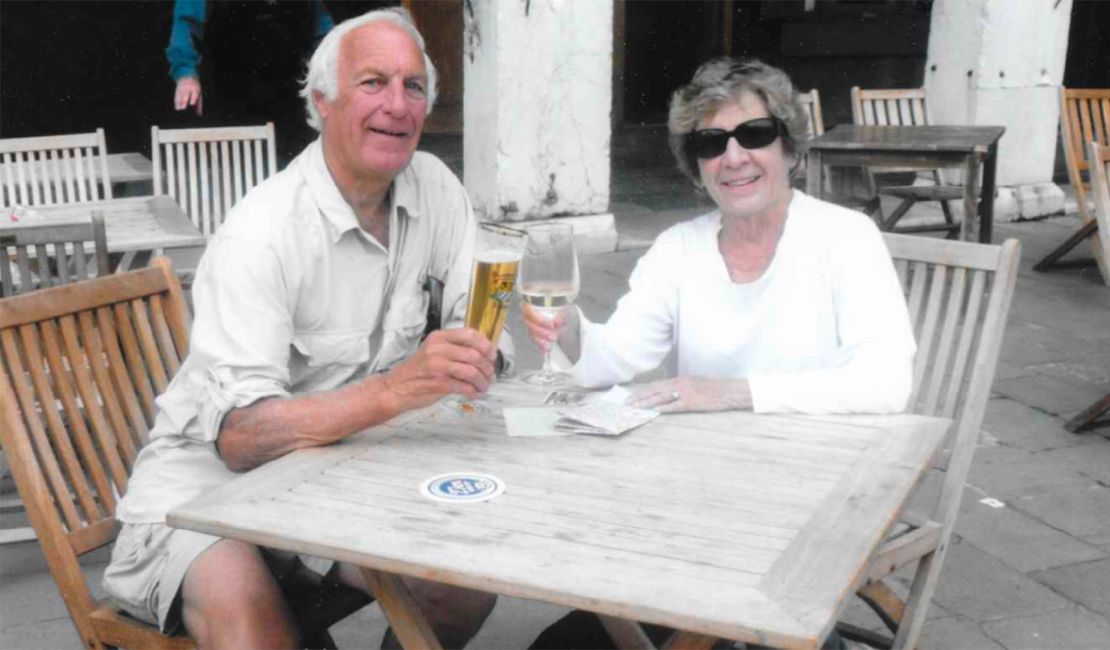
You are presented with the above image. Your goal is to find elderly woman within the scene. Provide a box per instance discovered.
[524,57,915,415]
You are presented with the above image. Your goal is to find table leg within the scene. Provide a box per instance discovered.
[961,155,981,242]
[979,143,999,243]
[806,150,824,198]
[598,615,657,649]
[661,630,720,650]
[359,568,444,650]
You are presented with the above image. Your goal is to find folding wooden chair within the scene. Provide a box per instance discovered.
[1061,140,1110,432]
[851,87,962,237]
[1,129,113,208]
[151,123,278,239]
[1,212,110,298]
[1033,88,1110,281]
[836,233,1022,649]
[0,258,370,649]
[799,88,826,139]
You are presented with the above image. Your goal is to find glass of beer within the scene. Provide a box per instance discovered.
[464,223,528,348]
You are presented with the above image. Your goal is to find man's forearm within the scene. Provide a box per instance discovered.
[217,374,400,472]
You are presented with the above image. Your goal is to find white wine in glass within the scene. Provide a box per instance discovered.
[519,223,579,385]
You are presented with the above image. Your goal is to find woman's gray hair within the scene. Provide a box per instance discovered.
[667,57,808,185]
[300,7,438,132]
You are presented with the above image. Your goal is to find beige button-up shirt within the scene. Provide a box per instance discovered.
[118,140,499,523]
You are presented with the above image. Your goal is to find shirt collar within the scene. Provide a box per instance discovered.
[298,139,422,244]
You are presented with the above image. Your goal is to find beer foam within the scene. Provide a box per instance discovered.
[477,248,523,263]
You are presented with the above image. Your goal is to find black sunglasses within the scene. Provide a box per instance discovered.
[685,117,785,159]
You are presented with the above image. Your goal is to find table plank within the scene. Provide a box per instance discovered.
[169,386,948,649]
[13,196,204,253]
[810,125,1005,154]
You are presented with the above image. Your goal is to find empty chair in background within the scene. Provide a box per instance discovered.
[0,211,110,297]
[150,123,277,239]
[1,129,113,208]
[851,86,962,237]
[1033,87,1110,279]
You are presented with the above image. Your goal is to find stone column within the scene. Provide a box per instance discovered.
[463,0,615,253]
[925,0,1072,220]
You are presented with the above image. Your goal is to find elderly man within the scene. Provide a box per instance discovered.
[104,8,500,648]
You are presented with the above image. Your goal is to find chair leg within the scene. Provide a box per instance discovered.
[857,581,905,633]
[889,548,945,650]
[1064,393,1110,433]
[882,199,917,231]
[1033,220,1099,271]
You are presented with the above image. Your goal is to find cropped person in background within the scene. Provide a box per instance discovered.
[167,0,334,163]
[526,57,915,417]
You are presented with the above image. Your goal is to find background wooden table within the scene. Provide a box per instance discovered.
[169,383,948,649]
[806,124,1004,243]
[27,195,204,269]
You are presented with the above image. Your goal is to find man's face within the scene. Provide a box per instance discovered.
[316,21,428,186]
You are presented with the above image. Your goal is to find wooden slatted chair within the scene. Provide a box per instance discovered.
[799,88,826,139]
[795,89,832,196]
[1061,141,1110,433]
[151,123,277,239]
[1,212,110,298]
[851,87,962,237]
[836,233,1022,649]
[0,212,110,543]
[1033,88,1110,280]
[0,258,370,649]
[1,129,113,208]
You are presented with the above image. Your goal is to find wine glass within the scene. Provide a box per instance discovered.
[519,222,579,386]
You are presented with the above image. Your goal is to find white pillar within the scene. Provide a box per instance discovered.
[463,0,615,252]
[925,0,1073,220]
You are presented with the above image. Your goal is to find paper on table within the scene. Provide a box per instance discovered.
[555,400,658,436]
[502,385,648,437]
[503,407,573,437]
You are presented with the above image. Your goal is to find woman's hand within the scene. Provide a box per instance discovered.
[522,304,565,352]
[628,377,752,413]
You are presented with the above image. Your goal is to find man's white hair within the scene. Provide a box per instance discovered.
[300,7,438,132]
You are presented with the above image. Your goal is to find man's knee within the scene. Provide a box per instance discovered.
[180,539,297,648]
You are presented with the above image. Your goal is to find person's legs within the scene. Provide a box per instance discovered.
[179,539,299,649]
[334,562,496,649]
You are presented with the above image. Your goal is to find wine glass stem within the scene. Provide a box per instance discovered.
[541,347,554,381]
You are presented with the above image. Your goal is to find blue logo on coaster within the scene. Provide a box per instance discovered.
[421,473,505,503]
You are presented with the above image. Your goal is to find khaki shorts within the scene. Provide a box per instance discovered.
[102,523,333,634]
[102,523,221,634]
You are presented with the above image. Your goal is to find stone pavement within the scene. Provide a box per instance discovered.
[2,130,1109,649]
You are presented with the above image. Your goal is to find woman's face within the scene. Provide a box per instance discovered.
[696,90,792,223]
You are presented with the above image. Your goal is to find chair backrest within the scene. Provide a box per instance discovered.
[1059,88,1110,221]
[799,88,825,138]
[0,258,190,647]
[0,129,113,208]
[151,123,278,239]
[883,233,1020,532]
[1,212,110,297]
[851,87,930,127]
[1086,139,1110,282]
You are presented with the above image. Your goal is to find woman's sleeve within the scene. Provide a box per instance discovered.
[749,225,916,414]
[572,233,680,388]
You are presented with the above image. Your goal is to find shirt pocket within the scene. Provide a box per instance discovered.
[374,292,429,371]
[292,330,371,369]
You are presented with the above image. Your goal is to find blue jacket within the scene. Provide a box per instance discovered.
[166,0,334,80]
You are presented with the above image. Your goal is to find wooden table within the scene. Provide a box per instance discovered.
[168,382,948,650]
[806,125,1005,243]
[28,195,204,269]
